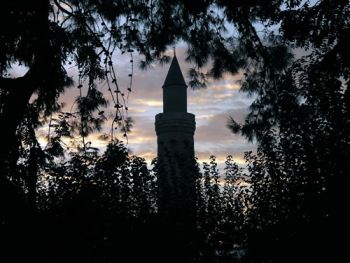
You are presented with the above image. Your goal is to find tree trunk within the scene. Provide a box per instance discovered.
[0,0,50,212]
[0,76,36,169]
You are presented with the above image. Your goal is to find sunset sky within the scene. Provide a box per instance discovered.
[110,47,255,164]
[30,45,256,165]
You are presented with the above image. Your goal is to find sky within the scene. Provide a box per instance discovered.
[27,45,256,166]
[127,52,255,165]
[46,1,317,167]
[13,2,319,168]
[95,46,255,165]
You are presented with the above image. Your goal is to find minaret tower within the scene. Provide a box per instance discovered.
[155,53,196,222]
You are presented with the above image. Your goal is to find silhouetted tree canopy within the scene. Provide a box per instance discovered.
[1,0,349,262]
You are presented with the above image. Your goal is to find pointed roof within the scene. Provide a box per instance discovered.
[163,55,187,87]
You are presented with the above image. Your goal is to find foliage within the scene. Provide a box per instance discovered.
[225,1,350,261]
[10,135,247,262]
[1,0,349,262]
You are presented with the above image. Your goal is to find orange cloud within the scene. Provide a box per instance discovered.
[134,99,163,107]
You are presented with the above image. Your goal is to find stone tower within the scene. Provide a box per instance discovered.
[155,54,196,223]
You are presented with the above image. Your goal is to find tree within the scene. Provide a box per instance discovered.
[0,0,308,175]
[33,139,158,262]
[1,1,349,261]
[226,1,350,261]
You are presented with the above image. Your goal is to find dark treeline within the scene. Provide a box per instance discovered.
[3,133,249,262]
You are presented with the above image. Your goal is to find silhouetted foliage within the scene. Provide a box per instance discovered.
[225,0,349,261]
[1,0,349,262]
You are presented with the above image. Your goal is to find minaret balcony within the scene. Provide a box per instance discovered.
[155,112,196,135]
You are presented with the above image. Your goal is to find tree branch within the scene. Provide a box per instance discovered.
[0,74,29,91]
[53,0,74,16]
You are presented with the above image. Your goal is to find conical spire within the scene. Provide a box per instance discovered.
[163,55,187,87]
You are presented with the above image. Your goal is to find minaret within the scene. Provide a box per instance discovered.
[155,54,196,223]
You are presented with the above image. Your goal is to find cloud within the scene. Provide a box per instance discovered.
[134,99,163,107]
[32,45,256,165]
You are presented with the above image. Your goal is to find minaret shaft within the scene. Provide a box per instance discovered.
[155,55,196,223]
